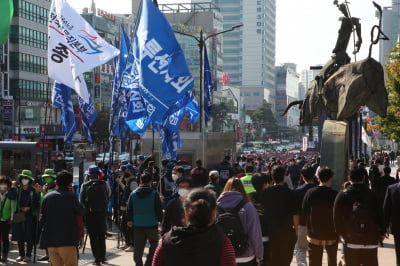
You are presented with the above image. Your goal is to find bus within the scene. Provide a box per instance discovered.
[0,141,52,179]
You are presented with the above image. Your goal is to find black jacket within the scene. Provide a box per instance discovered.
[163,224,225,266]
[333,183,384,245]
[303,186,338,240]
[39,187,84,248]
[375,175,396,206]
[161,197,184,235]
[383,183,400,235]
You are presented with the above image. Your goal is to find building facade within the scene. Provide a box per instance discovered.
[193,0,276,112]
[160,2,226,132]
[299,68,320,99]
[0,0,65,142]
[275,63,300,127]
[379,2,399,67]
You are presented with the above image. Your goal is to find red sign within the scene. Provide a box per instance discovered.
[35,142,53,149]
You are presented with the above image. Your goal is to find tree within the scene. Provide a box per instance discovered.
[90,111,110,144]
[250,100,278,138]
[210,102,233,132]
[376,42,400,142]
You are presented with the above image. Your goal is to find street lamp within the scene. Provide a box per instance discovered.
[174,24,243,164]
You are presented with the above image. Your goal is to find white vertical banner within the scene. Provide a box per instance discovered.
[302,136,308,152]
[47,0,119,96]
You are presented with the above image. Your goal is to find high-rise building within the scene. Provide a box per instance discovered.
[275,63,300,127]
[299,68,320,99]
[193,0,276,111]
[160,2,225,131]
[0,0,61,141]
[379,2,399,66]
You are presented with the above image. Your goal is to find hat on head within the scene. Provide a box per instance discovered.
[119,165,127,172]
[209,170,219,179]
[138,155,145,161]
[42,168,57,179]
[87,165,100,178]
[125,163,135,173]
[18,169,34,181]
[166,161,176,171]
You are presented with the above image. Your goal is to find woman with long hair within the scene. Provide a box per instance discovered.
[217,177,263,266]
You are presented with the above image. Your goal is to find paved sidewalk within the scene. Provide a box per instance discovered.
[2,226,397,265]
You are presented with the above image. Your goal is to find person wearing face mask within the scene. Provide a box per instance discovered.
[161,178,192,235]
[8,169,40,263]
[127,172,163,266]
[0,176,14,262]
[171,166,184,194]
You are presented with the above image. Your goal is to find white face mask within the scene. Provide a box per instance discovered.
[0,185,7,191]
[178,188,189,198]
[21,179,30,185]
[172,174,179,181]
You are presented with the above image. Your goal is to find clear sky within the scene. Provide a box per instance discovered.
[68,0,393,72]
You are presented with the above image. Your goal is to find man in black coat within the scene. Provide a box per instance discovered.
[375,166,396,206]
[39,170,83,266]
[383,182,400,265]
[334,167,385,266]
[80,165,110,265]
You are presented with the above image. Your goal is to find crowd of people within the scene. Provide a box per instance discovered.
[0,150,399,266]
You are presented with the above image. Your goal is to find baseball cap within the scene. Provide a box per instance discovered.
[209,170,219,179]
[125,163,136,172]
[87,165,100,178]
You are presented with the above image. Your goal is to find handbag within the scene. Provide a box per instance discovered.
[11,212,26,224]
[11,188,26,224]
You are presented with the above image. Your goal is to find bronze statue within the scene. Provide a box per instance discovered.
[283,1,389,126]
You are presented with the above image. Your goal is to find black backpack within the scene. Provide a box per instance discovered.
[348,199,378,240]
[216,199,248,256]
[85,181,108,212]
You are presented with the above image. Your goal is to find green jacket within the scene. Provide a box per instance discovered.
[0,193,15,221]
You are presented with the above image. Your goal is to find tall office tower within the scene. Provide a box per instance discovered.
[299,68,320,99]
[193,0,276,111]
[275,63,300,127]
[0,0,54,141]
[379,1,400,67]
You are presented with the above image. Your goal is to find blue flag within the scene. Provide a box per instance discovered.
[204,47,213,126]
[185,96,200,124]
[160,127,181,160]
[52,82,76,144]
[132,0,194,124]
[162,92,199,132]
[110,27,131,139]
[78,95,97,142]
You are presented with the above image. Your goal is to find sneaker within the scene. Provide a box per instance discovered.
[23,257,31,262]
[124,246,134,252]
[37,255,49,261]
[0,253,7,262]
[120,245,129,250]
[15,256,24,262]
